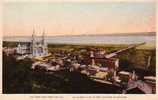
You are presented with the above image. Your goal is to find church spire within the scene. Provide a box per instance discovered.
[33,27,35,34]
[32,27,35,41]
[42,28,45,44]
[31,27,36,56]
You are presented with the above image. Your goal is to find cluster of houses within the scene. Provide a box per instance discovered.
[30,46,155,94]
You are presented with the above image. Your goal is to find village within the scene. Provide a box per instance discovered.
[3,29,156,94]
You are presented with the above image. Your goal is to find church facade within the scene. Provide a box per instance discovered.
[16,29,48,57]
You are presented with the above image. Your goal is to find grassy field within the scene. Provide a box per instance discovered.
[136,42,156,50]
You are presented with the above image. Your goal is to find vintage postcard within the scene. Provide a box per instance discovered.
[0,0,157,100]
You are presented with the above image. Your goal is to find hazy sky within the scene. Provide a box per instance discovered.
[3,2,155,36]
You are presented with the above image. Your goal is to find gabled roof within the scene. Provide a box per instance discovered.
[127,80,152,94]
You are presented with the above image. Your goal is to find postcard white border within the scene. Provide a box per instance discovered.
[0,0,157,100]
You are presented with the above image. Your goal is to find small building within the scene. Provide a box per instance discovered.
[144,76,156,93]
[89,48,119,70]
[118,71,131,83]
[16,43,31,55]
[126,80,152,94]
[3,47,16,55]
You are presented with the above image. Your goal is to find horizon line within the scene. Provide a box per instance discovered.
[3,31,156,37]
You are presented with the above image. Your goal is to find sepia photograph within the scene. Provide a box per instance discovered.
[2,1,156,94]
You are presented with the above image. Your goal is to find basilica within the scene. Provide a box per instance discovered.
[16,29,48,57]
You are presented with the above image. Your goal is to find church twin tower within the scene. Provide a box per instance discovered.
[31,28,48,57]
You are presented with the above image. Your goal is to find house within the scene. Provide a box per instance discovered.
[126,80,152,94]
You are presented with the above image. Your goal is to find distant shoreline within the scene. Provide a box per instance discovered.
[3,34,155,45]
[3,32,156,38]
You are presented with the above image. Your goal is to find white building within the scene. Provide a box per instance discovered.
[16,43,29,55]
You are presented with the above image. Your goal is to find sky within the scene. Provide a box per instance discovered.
[3,2,156,36]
